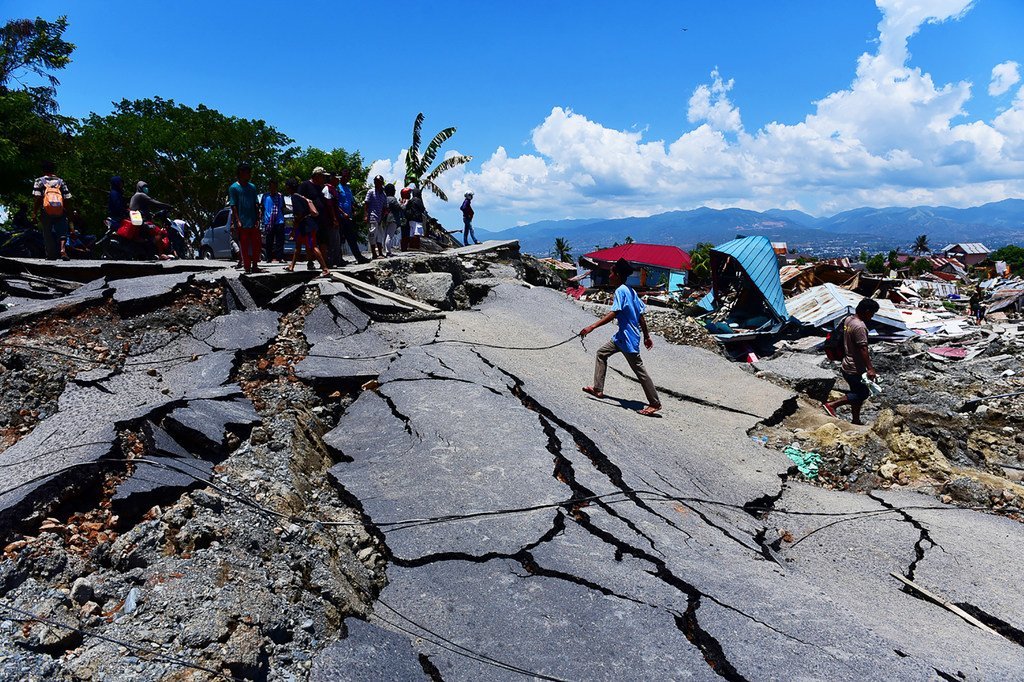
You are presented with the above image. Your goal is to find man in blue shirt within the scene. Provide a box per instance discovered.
[335,168,370,264]
[580,258,661,416]
[262,178,286,262]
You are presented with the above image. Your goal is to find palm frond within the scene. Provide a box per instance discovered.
[421,127,456,169]
[410,112,424,161]
[424,180,448,202]
[423,155,472,185]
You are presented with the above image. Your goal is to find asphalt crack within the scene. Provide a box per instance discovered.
[868,492,939,582]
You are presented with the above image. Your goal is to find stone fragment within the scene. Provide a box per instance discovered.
[310,619,428,682]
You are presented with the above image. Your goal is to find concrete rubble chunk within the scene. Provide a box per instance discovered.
[406,272,455,309]
[191,309,280,352]
[164,398,260,452]
[0,277,110,330]
[110,272,195,315]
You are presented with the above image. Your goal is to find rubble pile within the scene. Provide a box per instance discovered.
[754,323,1024,515]
[0,244,546,681]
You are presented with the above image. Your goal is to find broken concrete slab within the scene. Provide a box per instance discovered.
[753,353,837,402]
[449,239,520,259]
[112,455,214,511]
[192,309,280,352]
[110,272,195,315]
[0,256,225,283]
[310,619,428,682]
[327,373,566,561]
[267,282,306,313]
[0,277,110,330]
[164,398,260,453]
[223,277,258,312]
[296,329,394,387]
[406,272,455,309]
[302,303,362,346]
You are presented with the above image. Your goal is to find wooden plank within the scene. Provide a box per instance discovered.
[328,272,440,313]
[890,572,1000,635]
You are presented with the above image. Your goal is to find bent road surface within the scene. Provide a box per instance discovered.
[315,281,1024,681]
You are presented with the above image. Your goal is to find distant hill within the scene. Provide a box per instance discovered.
[477,199,1024,257]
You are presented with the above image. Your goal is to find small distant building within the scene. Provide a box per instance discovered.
[771,242,788,256]
[581,243,691,296]
[940,242,991,267]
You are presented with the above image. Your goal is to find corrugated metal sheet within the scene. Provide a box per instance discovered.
[786,284,906,330]
[941,243,991,255]
[707,236,788,321]
[903,278,959,298]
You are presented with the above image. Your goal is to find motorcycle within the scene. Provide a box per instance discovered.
[0,226,46,258]
[99,209,179,261]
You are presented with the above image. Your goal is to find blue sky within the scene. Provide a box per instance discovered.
[7,0,1024,229]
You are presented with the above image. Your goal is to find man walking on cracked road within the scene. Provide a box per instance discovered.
[580,258,662,416]
[823,298,880,426]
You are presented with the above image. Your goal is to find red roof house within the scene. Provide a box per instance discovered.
[582,244,691,271]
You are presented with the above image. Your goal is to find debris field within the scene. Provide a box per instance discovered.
[0,243,1022,681]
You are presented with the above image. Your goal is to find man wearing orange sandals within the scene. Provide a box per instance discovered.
[581,258,662,416]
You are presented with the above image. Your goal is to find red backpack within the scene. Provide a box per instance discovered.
[823,317,847,361]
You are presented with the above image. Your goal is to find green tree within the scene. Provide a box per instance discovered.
[858,250,868,263]
[909,258,932,276]
[67,98,293,232]
[912,234,930,256]
[887,249,900,269]
[280,146,370,236]
[992,244,1024,273]
[403,112,472,201]
[0,15,75,207]
[624,235,635,244]
[866,253,886,274]
[688,241,714,285]
[552,237,573,263]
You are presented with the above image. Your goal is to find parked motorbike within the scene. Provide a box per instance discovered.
[0,227,46,258]
[99,209,178,261]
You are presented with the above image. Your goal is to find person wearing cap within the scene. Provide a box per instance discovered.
[322,172,344,266]
[460,191,479,245]
[580,258,662,416]
[299,167,332,267]
[364,175,388,259]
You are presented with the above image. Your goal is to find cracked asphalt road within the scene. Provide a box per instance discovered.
[322,281,1024,681]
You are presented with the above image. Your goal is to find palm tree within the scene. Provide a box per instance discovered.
[404,113,473,201]
[552,237,573,263]
[912,234,930,256]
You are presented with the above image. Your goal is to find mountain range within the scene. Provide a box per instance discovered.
[476,198,1024,257]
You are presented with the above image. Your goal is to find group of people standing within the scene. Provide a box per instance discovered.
[230,165,445,276]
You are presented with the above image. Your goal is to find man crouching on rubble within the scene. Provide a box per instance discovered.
[581,258,662,416]
[823,298,880,426]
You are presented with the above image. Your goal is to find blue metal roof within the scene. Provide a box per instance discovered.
[697,236,788,321]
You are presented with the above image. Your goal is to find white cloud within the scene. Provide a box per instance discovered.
[370,0,1024,226]
[990,60,1021,96]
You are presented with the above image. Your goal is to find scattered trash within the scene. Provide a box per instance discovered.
[783,445,822,479]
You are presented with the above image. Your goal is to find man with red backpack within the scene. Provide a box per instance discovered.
[31,160,74,261]
[823,298,880,426]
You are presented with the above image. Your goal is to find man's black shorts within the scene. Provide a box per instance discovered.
[843,371,870,403]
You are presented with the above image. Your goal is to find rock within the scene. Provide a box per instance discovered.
[407,272,455,309]
[223,624,264,677]
[191,309,281,352]
[69,578,93,605]
[122,587,142,615]
[944,476,992,506]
